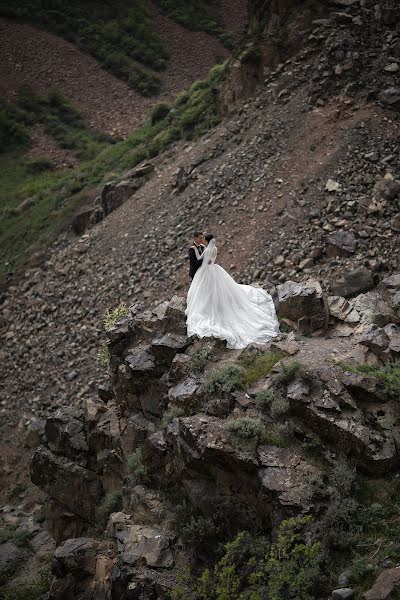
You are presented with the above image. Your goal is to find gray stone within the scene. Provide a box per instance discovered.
[277,279,328,333]
[331,268,374,298]
[326,231,357,258]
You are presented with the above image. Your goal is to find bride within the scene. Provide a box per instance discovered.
[186,234,280,349]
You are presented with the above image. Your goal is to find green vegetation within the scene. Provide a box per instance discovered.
[0,97,30,152]
[0,0,233,94]
[189,347,210,372]
[0,561,52,600]
[0,63,225,279]
[103,303,130,331]
[98,490,123,526]
[156,0,233,48]
[96,344,110,367]
[226,417,289,448]
[12,529,35,548]
[127,448,149,481]
[342,361,400,399]
[238,352,285,387]
[169,516,323,600]
[204,363,247,396]
[255,388,290,418]
[161,406,186,429]
[0,0,169,95]
[205,352,284,397]
[275,359,310,385]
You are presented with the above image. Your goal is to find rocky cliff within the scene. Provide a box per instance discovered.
[18,273,400,598]
[1,0,400,597]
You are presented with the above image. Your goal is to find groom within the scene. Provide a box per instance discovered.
[189,231,205,279]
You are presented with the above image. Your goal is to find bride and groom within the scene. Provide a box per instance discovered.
[186,231,279,349]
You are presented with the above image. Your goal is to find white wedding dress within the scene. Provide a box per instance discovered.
[186,239,279,349]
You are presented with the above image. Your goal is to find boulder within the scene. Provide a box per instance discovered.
[378,274,400,317]
[31,447,103,522]
[115,524,174,569]
[378,87,400,107]
[45,407,88,465]
[168,377,200,407]
[286,372,398,473]
[359,324,400,361]
[326,231,357,258]
[328,296,360,324]
[277,279,328,333]
[71,209,96,235]
[168,353,191,383]
[101,179,143,216]
[53,537,99,577]
[258,446,319,508]
[24,418,46,449]
[151,333,188,369]
[331,268,374,298]
[364,567,400,600]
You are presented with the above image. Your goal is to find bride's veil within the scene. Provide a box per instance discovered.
[201,238,216,267]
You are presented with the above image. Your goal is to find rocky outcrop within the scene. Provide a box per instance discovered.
[25,277,400,598]
[277,279,329,333]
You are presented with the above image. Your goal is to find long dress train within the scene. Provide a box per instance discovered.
[186,239,279,349]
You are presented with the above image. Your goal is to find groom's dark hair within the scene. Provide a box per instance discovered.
[193,231,203,238]
[205,234,214,242]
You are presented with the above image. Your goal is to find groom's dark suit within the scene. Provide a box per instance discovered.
[189,243,205,279]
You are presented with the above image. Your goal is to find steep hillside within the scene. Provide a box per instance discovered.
[0,0,400,597]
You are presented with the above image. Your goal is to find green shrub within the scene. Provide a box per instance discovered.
[127,449,149,481]
[98,490,123,526]
[266,516,323,600]
[170,517,322,600]
[0,564,52,600]
[103,303,129,331]
[275,360,309,385]
[156,0,233,48]
[255,388,275,411]
[12,529,35,548]
[239,352,285,387]
[161,406,185,429]
[0,97,30,152]
[204,364,247,396]
[270,394,290,418]
[27,157,54,173]
[151,101,171,125]
[349,362,400,399]
[225,417,289,448]
[96,344,110,367]
[189,347,209,371]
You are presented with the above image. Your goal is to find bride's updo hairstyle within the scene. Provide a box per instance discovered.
[205,234,214,243]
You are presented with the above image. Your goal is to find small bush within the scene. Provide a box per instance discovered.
[270,394,290,418]
[27,157,54,173]
[150,101,171,124]
[204,363,247,396]
[239,352,284,387]
[189,347,209,371]
[161,406,185,429]
[255,388,275,411]
[98,490,123,527]
[103,303,129,331]
[127,449,149,481]
[275,360,309,385]
[0,562,52,600]
[351,362,400,399]
[12,529,35,548]
[226,417,289,448]
[96,344,110,367]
